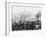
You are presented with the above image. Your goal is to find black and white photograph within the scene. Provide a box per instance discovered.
[12,5,41,31]
[0,0,46,36]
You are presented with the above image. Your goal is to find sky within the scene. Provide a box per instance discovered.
[12,6,41,17]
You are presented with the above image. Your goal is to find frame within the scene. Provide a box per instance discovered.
[5,1,45,36]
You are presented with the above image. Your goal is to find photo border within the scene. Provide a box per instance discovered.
[5,1,45,35]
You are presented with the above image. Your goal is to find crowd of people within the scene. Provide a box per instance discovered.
[12,12,41,31]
